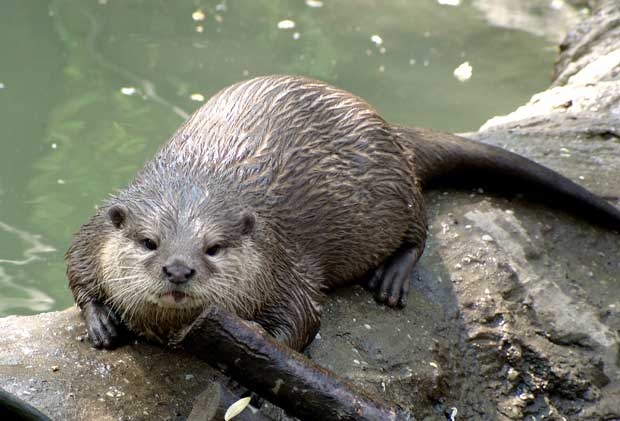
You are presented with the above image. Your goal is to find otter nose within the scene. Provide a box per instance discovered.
[163,262,195,284]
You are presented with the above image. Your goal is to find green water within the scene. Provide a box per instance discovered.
[0,0,555,316]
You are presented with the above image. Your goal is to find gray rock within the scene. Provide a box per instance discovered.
[0,309,220,420]
[472,0,585,43]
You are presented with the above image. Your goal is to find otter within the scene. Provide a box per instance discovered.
[66,75,620,351]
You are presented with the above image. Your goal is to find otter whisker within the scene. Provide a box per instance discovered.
[109,283,150,323]
[106,275,142,283]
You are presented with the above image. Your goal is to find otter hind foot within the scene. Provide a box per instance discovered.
[83,300,124,349]
[366,246,420,308]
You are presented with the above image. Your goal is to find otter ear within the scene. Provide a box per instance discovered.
[240,212,256,236]
[107,204,128,229]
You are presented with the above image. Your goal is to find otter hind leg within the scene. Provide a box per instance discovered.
[366,244,423,308]
[83,300,125,349]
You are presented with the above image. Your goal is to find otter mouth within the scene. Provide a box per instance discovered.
[160,290,192,307]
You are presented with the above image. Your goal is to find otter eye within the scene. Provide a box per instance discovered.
[141,238,158,251]
[205,244,222,256]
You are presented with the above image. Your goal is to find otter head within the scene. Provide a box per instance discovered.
[98,184,267,339]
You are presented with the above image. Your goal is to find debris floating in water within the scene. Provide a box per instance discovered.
[370,34,383,46]
[190,93,205,102]
[277,19,296,29]
[453,61,473,81]
[192,9,205,21]
[120,86,137,96]
[305,0,323,7]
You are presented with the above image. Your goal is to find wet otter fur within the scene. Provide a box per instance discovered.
[66,75,620,351]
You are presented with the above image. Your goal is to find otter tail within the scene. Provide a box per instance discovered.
[393,125,620,231]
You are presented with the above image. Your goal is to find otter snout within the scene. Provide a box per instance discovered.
[163,261,196,284]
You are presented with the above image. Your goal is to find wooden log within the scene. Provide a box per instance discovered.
[172,306,414,421]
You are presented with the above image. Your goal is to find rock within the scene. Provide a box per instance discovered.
[554,0,620,85]
[452,0,620,418]
[0,309,220,420]
[472,0,585,43]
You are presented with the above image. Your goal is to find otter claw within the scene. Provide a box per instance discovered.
[83,301,124,349]
[367,246,418,309]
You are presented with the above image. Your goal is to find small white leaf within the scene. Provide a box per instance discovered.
[453,61,473,82]
[224,396,252,420]
[190,93,205,102]
[192,10,205,21]
[277,19,296,29]
[370,34,383,46]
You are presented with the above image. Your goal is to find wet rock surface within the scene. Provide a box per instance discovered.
[309,173,619,419]
[472,0,585,43]
[1,1,619,419]
[0,309,222,420]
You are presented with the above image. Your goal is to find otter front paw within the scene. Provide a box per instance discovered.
[82,301,124,349]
